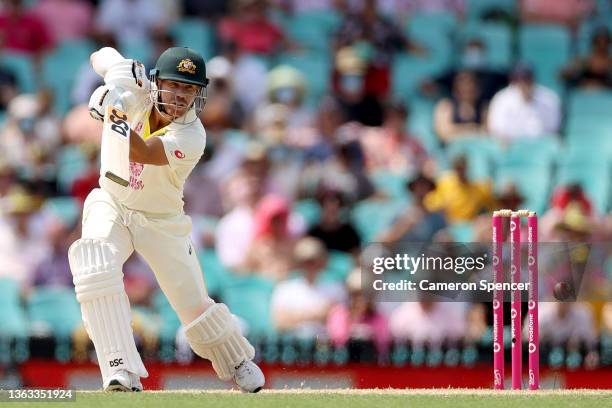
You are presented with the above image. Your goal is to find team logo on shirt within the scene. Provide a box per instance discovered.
[174,150,185,159]
[177,59,196,74]
[129,162,145,190]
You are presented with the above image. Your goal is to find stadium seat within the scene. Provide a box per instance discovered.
[407,11,457,36]
[0,278,28,338]
[55,145,88,194]
[282,11,341,53]
[403,21,453,74]
[459,22,513,69]
[494,136,558,213]
[0,53,37,93]
[171,18,215,60]
[393,55,443,100]
[199,248,229,298]
[41,196,81,227]
[370,170,409,200]
[567,89,612,118]
[42,39,95,114]
[293,199,321,228]
[519,24,571,93]
[319,250,355,283]
[495,164,552,215]
[565,122,612,155]
[120,38,153,66]
[27,286,81,338]
[407,98,438,153]
[447,222,475,242]
[153,289,181,342]
[350,197,407,242]
[445,136,501,181]
[496,135,561,167]
[220,274,276,336]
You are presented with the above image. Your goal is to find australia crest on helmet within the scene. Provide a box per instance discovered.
[177,59,197,74]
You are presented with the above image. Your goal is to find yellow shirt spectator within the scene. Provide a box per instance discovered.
[424,171,494,223]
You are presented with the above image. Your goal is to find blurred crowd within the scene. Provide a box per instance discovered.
[0,0,612,365]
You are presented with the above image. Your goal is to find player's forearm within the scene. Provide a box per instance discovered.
[129,130,169,166]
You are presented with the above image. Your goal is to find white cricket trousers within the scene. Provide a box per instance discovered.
[81,188,211,325]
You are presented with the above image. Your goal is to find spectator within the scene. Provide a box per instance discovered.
[299,132,376,204]
[0,0,53,56]
[271,237,345,336]
[200,56,245,133]
[70,144,100,205]
[361,100,427,175]
[333,0,423,98]
[378,172,447,243]
[215,155,266,269]
[122,254,158,308]
[218,0,285,55]
[424,156,494,223]
[0,187,49,290]
[520,0,594,30]
[333,46,385,126]
[273,0,339,13]
[0,92,62,170]
[534,302,598,360]
[307,187,361,254]
[241,194,297,280]
[543,202,597,242]
[550,184,593,216]
[389,301,467,347]
[488,63,560,141]
[95,0,168,44]
[434,70,489,143]
[0,160,16,203]
[303,97,345,163]
[465,303,488,343]
[225,41,269,114]
[421,39,508,102]
[540,186,601,242]
[183,0,228,20]
[31,0,93,43]
[327,269,391,355]
[62,104,104,144]
[0,57,17,112]
[400,0,465,16]
[31,217,75,288]
[561,26,612,90]
[260,65,312,130]
[146,30,176,72]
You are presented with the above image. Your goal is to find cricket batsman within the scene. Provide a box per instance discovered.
[68,46,265,392]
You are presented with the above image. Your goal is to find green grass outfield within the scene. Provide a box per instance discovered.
[7,389,612,408]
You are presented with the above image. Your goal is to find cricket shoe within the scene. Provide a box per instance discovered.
[104,370,143,392]
[233,360,265,393]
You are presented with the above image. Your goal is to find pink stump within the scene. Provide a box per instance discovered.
[527,214,539,390]
[510,214,522,389]
[492,214,504,389]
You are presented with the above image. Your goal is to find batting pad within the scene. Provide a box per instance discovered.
[68,238,148,385]
[184,303,255,381]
